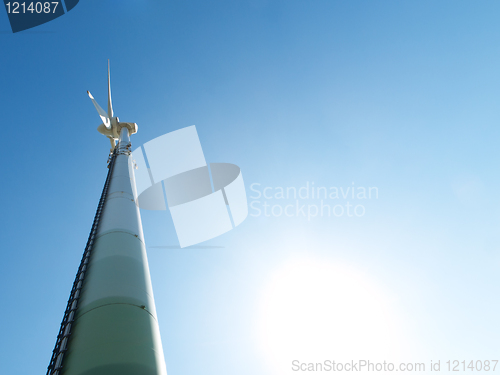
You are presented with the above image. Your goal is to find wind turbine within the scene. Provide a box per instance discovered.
[47,61,248,375]
[87,60,137,151]
[46,62,167,375]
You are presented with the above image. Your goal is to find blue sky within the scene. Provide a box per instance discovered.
[1,1,500,374]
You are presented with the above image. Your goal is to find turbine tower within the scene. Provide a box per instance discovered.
[47,62,167,375]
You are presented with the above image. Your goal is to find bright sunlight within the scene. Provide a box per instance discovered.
[256,258,414,374]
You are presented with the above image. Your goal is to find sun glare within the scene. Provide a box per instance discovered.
[256,258,413,374]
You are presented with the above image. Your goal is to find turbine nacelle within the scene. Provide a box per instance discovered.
[96,118,137,138]
[87,61,138,151]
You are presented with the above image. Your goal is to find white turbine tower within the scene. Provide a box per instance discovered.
[46,62,167,375]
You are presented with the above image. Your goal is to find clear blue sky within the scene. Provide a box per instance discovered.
[1,1,500,374]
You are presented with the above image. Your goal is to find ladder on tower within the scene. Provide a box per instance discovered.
[46,150,118,375]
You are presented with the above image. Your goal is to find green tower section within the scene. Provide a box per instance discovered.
[60,131,167,375]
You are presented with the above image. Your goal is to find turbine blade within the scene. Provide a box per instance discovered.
[87,90,110,129]
[107,59,113,119]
